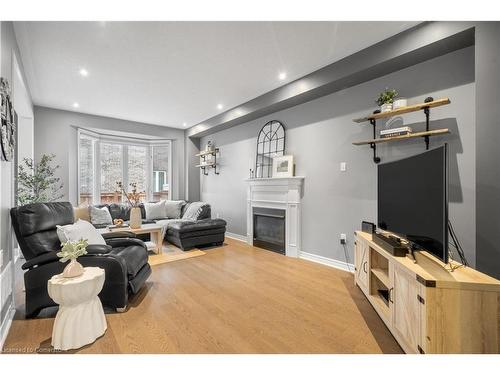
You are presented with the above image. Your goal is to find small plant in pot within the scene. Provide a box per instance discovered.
[376,88,398,113]
[57,239,88,278]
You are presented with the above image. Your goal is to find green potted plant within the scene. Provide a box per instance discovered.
[57,239,88,278]
[376,88,398,113]
[17,154,64,206]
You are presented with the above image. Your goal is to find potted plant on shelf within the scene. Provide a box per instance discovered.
[57,239,88,278]
[117,181,143,229]
[376,88,398,113]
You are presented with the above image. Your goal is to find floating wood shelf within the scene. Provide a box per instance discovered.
[352,96,452,164]
[353,98,450,123]
[196,147,220,175]
[195,163,217,168]
[195,148,219,157]
[353,128,450,146]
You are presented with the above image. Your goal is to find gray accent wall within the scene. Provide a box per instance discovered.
[33,106,187,204]
[200,47,476,267]
[475,23,500,278]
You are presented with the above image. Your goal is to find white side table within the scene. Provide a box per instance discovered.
[48,267,107,350]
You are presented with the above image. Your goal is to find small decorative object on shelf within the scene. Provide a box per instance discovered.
[116,181,143,228]
[353,97,451,164]
[57,238,88,278]
[376,88,398,113]
[392,97,408,109]
[272,155,294,178]
[195,144,219,175]
[206,140,215,152]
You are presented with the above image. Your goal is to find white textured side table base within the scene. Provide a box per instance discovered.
[48,267,107,350]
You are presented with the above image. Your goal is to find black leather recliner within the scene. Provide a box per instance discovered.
[10,202,152,318]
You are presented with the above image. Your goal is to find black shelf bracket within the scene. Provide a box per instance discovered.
[213,149,219,175]
[370,119,381,164]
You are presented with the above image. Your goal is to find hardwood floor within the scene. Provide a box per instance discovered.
[3,238,402,354]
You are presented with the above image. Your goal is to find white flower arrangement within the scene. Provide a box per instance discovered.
[57,239,88,263]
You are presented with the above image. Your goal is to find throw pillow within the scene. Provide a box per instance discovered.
[57,219,106,245]
[182,202,210,221]
[164,200,185,219]
[144,200,166,220]
[89,206,113,226]
[73,206,91,222]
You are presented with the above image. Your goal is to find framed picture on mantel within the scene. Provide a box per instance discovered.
[272,155,294,178]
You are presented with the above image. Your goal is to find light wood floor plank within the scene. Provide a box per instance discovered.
[3,238,402,354]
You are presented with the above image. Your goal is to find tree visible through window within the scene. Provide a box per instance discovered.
[152,145,169,201]
[78,131,171,205]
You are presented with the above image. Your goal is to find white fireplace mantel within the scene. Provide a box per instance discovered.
[245,177,305,257]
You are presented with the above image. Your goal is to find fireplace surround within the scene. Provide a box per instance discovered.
[246,176,304,257]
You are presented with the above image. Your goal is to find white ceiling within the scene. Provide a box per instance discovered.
[14,21,418,129]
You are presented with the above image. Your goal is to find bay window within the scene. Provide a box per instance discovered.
[78,129,171,205]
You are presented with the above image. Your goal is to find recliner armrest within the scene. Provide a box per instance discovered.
[22,252,60,270]
[86,244,113,254]
[105,237,147,250]
[101,231,137,240]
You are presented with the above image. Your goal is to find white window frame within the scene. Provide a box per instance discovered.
[77,128,172,205]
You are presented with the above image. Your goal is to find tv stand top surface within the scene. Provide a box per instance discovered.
[356,231,500,292]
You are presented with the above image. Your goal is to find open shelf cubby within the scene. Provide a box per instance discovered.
[369,247,391,313]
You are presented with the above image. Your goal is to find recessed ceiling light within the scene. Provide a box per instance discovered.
[79,68,89,77]
[72,102,80,108]
[183,123,187,127]
[278,72,287,80]
[217,104,223,110]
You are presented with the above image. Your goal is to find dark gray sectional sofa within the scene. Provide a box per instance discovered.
[81,201,226,251]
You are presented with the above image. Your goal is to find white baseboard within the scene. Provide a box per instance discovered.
[225,232,248,243]
[0,304,15,351]
[299,251,354,273]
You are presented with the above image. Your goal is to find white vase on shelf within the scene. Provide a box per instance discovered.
[380,103,393,112]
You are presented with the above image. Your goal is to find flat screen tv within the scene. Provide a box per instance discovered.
[377,144,448,263]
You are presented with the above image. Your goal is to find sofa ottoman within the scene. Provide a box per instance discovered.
[166,218,227,250]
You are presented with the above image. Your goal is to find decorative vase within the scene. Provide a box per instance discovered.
[380,103,393,112]
[62,258,84,278]
[129,207,141,229]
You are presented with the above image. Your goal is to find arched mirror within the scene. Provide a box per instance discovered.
[255,120,285,178]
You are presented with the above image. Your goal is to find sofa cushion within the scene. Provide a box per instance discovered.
[109,244,148,278]
[90,206,113,226]
[165,200,185,219]
[73,206,91,222]
[144,200,166,220]
[182,202,211,220]
[57,219,106,245]
[170,226,227,239]
[167,218,226,234]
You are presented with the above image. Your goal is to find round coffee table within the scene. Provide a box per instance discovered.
[48,267,107,350]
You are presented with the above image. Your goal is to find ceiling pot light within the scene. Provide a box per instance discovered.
[72,102,80,108]
[278,72,287,80]
[217,104,223,110]
[79,68,89,77]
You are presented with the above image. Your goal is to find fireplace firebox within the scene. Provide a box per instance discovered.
[253,207,286,254]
